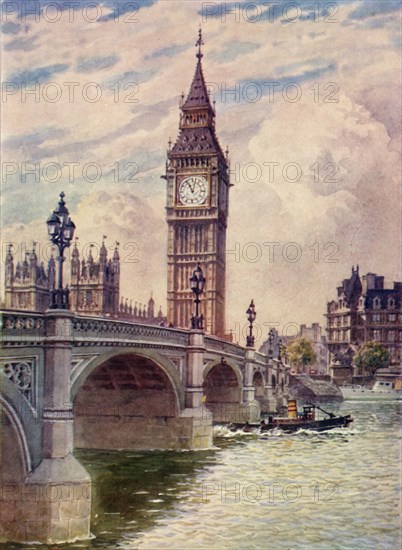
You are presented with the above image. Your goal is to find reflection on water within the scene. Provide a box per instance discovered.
[79,448,219,546]
[4,401,401,550]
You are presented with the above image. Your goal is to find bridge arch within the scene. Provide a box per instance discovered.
[0,395,32,481]
[71,349,185,450]
[202,359,243,423]
[253,370,265,400]
[0,367,43,471]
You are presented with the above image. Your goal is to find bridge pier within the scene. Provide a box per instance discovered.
[242,349,261,422]
[184,329,213,448]
[263,383,278,413]
[17,311,91,544]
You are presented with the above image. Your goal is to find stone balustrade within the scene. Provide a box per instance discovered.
[72,315,189,348]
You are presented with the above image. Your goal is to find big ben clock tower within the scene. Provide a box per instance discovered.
[165,30,230,337]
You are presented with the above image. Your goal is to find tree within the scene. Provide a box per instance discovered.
[285,338,317,373]
[353,341,390,379]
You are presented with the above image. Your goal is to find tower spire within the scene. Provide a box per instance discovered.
[181,30,212,111]
[196,26,204,60]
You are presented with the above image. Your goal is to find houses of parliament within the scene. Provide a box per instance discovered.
[4,240,165,325]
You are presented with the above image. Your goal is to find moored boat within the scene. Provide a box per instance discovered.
[340,380,402,401]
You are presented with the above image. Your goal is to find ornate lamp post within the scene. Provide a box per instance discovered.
[246,299,257,347]
[268,329,275,357]
[278,338,283,361]
[46,192,76,309]
[190,263,206,329]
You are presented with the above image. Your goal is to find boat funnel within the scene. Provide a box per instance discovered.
[288,400,297,419]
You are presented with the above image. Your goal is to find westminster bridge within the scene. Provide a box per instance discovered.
[0,308,288,544]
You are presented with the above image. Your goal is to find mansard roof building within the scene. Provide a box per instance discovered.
[326,266,402,367]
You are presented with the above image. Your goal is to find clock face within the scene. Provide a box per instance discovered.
[178,176,208,206]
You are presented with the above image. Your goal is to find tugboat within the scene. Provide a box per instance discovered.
[229,400,353,434]
[260,401,353,433]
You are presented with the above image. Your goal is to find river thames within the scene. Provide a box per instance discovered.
[4,401,401,550]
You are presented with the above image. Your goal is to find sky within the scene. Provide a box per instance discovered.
[1,0,401,345]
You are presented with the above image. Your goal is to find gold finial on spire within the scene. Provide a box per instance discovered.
[196,25,204,60]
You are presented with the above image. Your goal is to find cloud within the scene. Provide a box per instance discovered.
[3,0,156,22]
[348,1,400,20]
[7,63,69,85]
[148,44,188,59]
[76,55,120,73]
[211,41,260,62]
[225,90,400,333]
[102,69,156,87]
[2,127,68,161]
[98,0,156,22]
[1,22,22,34]
[4,35,39,51]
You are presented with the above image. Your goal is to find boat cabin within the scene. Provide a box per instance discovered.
[298,405,315,420]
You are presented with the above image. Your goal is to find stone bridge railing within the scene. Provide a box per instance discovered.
[1,310,45,346]
[204,334,246,360]
[72,316,189,349]
[1,311,276,376]
[0,310,191,349]
[0,311,250,357]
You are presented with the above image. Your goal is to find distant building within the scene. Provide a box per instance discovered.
[5,243,55,312]
[4,240,166,325]
[325,267,402,369]
[259,328,281,358]
[270,323,328,375]
[70,239,120,317]
[298,323,328,375]
[118,294,166,326]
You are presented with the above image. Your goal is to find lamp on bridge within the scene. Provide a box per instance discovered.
[268,329,275,357]
[246,299,257,347]
[46,192,76,309]
[278,339,283,361]
[190,263,206,329]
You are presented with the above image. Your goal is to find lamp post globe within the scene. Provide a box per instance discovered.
[46,192,76,309]
[246,299,256,347]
